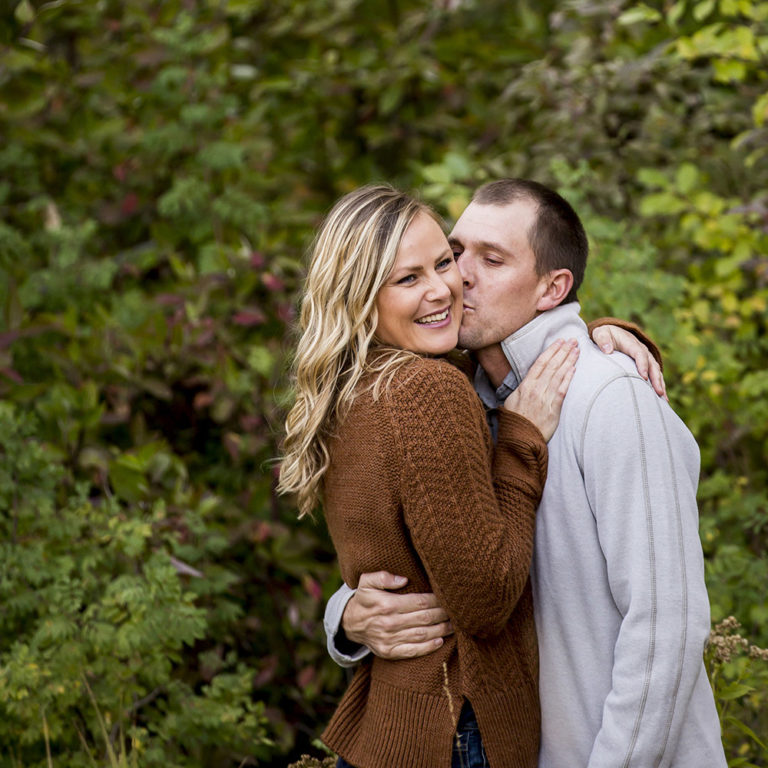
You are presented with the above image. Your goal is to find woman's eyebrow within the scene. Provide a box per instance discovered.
[395,248,453,273]
[391,264,424,274]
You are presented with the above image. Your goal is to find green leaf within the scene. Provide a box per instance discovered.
[618,4,663,24]
[637,168,669,189]
[724,715,768,749]
[108,461,149,503]
[668,1,687,27]
[713,58,747,81]
[379,84,402,116]
[753,91,768,126]
[675,163,700,194]
[694,0,717,21]
[639,192,687,216]
[198,141,246,171]
[14,0,35,23]
[717,681,754,700]
[247,346,275,377]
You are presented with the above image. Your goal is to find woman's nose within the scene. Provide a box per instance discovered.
[426,273,452,301]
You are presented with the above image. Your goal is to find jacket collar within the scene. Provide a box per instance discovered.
[498,302,587,390]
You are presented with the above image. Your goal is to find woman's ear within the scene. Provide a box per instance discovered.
[536,269,574,311]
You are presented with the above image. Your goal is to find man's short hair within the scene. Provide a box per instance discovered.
[472,179,587,305]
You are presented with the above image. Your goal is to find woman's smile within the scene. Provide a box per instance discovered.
[415,307,452,326]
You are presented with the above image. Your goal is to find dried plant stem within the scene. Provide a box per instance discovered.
[42,712,53,768]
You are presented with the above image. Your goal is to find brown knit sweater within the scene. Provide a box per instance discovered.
[321,355,548,768]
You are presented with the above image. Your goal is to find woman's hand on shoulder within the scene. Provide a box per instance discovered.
[591,324,667,400]
[503,339,579,442]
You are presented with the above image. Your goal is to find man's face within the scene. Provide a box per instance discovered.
[449,199,550,353]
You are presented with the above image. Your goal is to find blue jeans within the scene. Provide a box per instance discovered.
[336,702,488,768]
[451,702,489,768]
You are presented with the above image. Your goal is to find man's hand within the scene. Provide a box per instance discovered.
[592,324,667,400]
[342,571,452,659]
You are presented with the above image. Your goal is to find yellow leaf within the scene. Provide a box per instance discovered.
[447,193,470,221]
[751,295,767,313]
[752,92,768,127]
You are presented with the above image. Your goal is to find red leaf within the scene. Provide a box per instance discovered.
[223,432,241,462]
[113,162,128,182]
[277,303,295,323]
[303,576,322,602]
[254,655,278,688]
[232,309,266,326]
[252,521,271,543]
[297,666,316,689]
[155,293,185,307]
[120,193,139,216]
[0,367,24,384]
[261,273,284,292]
[193,392,213,410]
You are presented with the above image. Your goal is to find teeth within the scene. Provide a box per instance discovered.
[416,309,449,325]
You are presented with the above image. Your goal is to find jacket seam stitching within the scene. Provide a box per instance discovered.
[652,396,689,767]
[621,377,657,768]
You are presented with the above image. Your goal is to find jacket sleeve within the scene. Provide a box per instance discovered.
[582,375,712,768]
[587,316,663,371]
[323,582,369,668]
[389,362,547,638]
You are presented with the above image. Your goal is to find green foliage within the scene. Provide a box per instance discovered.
[705,617,768,767]
[0,0,766,764]
[0,403,268,765]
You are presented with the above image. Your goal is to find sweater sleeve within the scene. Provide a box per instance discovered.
[389,362,547,638]
[587,316,663,371]
[581,375,712,768]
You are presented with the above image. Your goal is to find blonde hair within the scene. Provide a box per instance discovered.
[278,184,439,518]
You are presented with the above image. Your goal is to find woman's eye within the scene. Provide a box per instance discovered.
[437,257,453,270]
[396,274,416,285]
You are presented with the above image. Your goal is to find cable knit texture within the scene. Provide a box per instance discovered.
[321,355,547,768]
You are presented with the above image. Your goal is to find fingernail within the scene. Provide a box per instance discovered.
[393,575,407,585]
[601,344,611,353]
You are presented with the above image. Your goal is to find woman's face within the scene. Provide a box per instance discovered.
[374,211,462,355]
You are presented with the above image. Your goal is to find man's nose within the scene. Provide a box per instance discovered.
[457,255,473,286]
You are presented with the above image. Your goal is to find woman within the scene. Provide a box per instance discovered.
[279,185,654,768]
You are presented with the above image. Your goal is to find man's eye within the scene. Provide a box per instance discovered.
[451,251,462,261]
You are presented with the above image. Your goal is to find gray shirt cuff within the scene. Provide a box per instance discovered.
[323,582,372,668]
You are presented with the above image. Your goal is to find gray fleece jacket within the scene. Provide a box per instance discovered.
[324,303,726,768]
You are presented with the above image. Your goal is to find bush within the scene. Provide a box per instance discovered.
[0,0,766,764]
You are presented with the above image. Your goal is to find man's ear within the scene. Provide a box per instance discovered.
[536,269,574,311]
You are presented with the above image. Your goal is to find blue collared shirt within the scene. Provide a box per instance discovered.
[473,365,519,442]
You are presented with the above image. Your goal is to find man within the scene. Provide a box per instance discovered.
[324,179,726,767]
